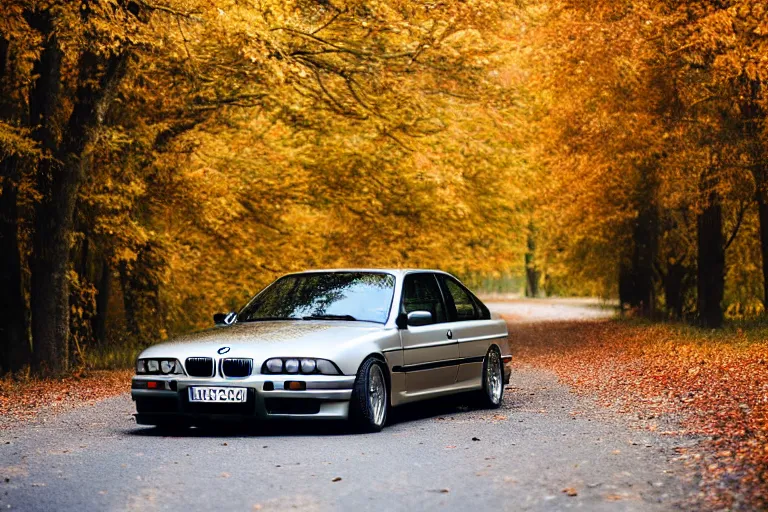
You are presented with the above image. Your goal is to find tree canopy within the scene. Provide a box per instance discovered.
[2,0,768,375]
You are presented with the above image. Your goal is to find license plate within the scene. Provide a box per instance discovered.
[188,387,247,403]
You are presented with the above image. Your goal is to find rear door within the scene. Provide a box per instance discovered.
[437,274,498,388]
[398,272,458,394]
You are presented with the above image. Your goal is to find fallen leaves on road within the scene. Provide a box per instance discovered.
[511,320,768,510]
[0,370,133,428]
[562,487,578,497]
[332,477,342,482]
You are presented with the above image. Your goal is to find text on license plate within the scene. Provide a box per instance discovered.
[188,387,247,403]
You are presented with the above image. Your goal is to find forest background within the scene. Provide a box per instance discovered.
[1,0,767,375]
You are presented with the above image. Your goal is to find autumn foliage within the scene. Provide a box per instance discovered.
[0,0,528,374]
[2,0,768,375]
[523,1,768,327]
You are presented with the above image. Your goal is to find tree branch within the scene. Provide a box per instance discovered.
[724,200,749,251]
[136,0,202,21]
[312,9,346,35]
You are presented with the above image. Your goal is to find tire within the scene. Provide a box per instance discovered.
[349,357,389,432]
[476,347,504,409]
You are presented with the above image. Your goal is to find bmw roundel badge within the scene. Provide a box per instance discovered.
[217,346,231,355]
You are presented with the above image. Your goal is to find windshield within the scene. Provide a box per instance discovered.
[238,272,396,324]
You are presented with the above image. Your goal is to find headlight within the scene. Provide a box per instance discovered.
[136,358,185,375]
[265,358,283,373]
[284,359,300,373]
[316,359,339,375]
[261,358,340,375]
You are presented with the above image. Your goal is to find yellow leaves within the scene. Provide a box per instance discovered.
[5,0,525,340]
[116,247,138,264]
[515,0,768,299]
[0,121,41,162]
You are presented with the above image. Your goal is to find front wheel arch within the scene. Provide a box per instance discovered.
[361,353,391,404]
[348,356,390,432]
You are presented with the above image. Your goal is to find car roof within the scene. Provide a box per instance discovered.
[284,268,452,277]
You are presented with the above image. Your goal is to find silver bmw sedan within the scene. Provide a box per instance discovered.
[132,269,511,432]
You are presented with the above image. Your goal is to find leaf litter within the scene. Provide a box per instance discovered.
[510,320,768,510]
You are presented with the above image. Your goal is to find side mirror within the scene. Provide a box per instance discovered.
[406,310,433,327]
[213,312,237,325]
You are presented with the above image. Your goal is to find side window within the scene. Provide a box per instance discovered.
[401,274,447,324]
[443,278,478,321]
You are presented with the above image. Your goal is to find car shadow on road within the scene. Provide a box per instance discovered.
[122,388,529,439]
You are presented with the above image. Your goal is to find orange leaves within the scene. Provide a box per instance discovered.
[511,320,768,509]
[0,370,133,428]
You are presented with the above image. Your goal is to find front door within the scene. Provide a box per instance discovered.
[399,272,458,394]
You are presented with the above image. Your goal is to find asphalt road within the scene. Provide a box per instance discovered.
[1,300,697,511]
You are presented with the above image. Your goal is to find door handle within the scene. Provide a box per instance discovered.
[446,329,453,339]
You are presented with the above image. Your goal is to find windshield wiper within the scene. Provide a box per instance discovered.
[302,314,357,321]
[241,316,298,322]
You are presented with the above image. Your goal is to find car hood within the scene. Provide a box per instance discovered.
[138,320,387,361]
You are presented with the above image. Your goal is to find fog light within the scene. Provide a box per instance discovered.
[284,359,299,373]
[300,359,316,373]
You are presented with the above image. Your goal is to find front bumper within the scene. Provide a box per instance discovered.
[131,374,356,425]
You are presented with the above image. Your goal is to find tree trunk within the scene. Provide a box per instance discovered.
[697,191,725,328]
[663,262,687,320]
[758,192,768,309]
[618,261,635,311]
[27,13,129,373]
[0,38,30,373]
[0,158,29,373]
[30,167,78,373]
[93,259,111,345]
[619,166,658,316]
[524,222,539,298]
[119,261,141,342]
[120,242,164,347]
[27,15,67,373]
[632,204,657,317]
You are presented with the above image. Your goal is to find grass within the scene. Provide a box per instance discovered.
[84,343,142,371]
